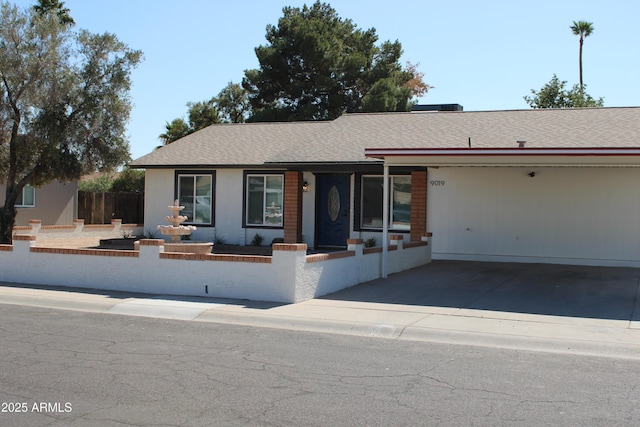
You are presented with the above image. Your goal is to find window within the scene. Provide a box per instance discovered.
[16,185,35,207]
[361,175,411,230]
[246,174,283,226]
[177,174,212,224]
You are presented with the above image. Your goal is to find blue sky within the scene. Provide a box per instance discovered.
[12,0,640,159]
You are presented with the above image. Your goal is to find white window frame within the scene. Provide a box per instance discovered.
[361,175,411,230]
[245,174,284,227]
[16,185,35,208]
[177,174,213,225]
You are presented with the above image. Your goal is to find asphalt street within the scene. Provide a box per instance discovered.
[1,303,639,427]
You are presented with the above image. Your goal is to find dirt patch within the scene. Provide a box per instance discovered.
[34,238,342,256]
[212,244,272,256]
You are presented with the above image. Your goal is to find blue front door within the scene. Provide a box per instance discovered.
[316,174,350,247]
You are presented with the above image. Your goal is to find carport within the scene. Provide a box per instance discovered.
[366,146,640,275]
[324,260,640,323]
[319,259,640,356]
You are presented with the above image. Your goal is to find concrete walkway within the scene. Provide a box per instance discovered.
[1,261,639,359]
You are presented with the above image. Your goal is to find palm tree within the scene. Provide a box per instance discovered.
[570,21,594,93]
[158,119,190,147]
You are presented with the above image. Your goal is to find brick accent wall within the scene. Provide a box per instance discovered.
[410,170,427,242]
[284,171,303,243]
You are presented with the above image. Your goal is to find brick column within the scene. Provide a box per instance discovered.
[410,170,427,242]
[283,171,303,243]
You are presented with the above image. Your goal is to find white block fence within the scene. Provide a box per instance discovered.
[0,234,432,303]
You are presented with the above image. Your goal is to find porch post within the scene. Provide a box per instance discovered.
[410,169,427,242]
[382,164,389,278]
[283,171,303,243]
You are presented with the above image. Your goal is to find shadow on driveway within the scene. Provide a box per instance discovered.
[321,260,640,321]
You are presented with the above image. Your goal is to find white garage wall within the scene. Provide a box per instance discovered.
[427,167,640,267]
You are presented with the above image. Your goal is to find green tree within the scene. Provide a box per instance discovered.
[79,168,144,192]
[0,3,142,242]
[186,98,220,130]
[524,74,603,108]
[32,0,73,26]
[110,168,144,192]
[242,1,429,122]
[78,173,115,192]
[570,20,594,92]
[158,98,220,146]
[158,118,190,146]
[216,82,250,123]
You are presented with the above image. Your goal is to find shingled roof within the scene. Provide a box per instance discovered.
[130,107,640,168]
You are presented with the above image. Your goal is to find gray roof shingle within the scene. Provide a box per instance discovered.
[130,107,640,168]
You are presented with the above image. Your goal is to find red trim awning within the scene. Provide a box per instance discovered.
[365,147,640,158]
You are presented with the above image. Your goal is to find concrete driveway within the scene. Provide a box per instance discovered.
[322,260,640,322]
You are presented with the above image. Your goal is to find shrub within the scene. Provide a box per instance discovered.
[111,169,145,192]
[79,168,144,193]
[143,227,158,239]
[251,233,264,246]
[78,174,115,192]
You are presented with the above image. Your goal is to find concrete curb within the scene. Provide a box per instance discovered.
[195,309,640,360]
[1,282,639,360]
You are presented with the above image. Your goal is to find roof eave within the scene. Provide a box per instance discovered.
[365,147,640,167]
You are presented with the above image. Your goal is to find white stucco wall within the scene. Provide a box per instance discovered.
[144,169,176,237]
[1,240,294,302]
[0,238,431,303]
[144,168,413,250]
[146,168,317,246]
[296,239,431,301]
[427,167,640,267]
[145,168,287,245]
[214,169,245,245]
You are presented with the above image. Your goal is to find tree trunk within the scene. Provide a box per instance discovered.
[578,37,584,92]
[0,205,16,244]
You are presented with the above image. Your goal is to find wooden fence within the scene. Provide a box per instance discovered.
[77,191,144,224]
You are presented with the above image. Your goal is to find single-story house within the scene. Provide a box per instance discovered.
[0,180,78,226]
[130,106,640,268]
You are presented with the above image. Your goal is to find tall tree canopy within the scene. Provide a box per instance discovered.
[570,20,594,92]
[0,2,142,242]
[158,97,221,146]
[159,2,430,141]
[32,0,73,26]
[524,74,603,109]
[158,118,191,146]
[216,82,250,124]
[185,99,221,131]
[242,1,429,121]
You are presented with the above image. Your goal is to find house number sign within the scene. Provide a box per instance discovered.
[430,180,445,186]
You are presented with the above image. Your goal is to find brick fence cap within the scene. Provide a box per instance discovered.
[273,243,307,251]
[13,234,36,241]
[138,239,165,246]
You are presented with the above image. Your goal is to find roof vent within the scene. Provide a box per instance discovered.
[517,140,526,148]
[411,104,463,112]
